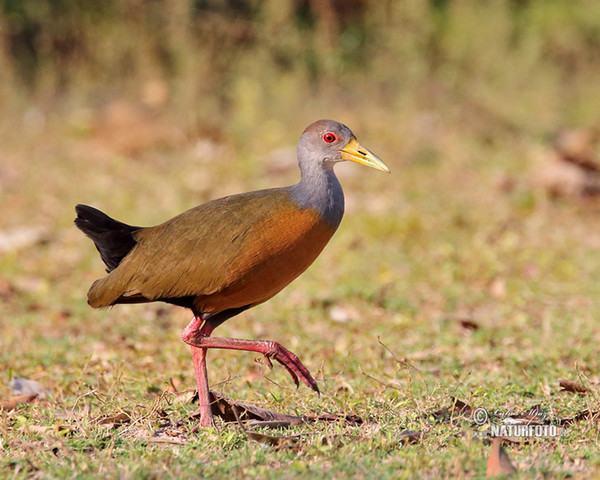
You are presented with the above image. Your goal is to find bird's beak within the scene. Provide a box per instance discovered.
[340,138,390,173]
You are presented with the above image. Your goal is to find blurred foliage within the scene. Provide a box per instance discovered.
[1,0,600,136]
[2,3,600,477]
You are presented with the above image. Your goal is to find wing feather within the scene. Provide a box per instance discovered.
[87,188,295,307]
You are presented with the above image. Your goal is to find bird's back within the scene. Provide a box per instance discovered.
[86,187,338,314]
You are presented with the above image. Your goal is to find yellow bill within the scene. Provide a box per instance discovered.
[340,138,390,173]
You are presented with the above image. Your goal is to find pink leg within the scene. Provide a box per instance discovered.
[181,318,319,394]
[182,317,216,428]
[191,346,213,428]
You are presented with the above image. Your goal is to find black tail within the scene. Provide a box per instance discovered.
[75,204,141,272]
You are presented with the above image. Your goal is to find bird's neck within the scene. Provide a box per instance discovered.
[290,162,344,229]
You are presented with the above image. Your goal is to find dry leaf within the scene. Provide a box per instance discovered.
[196,391,307,426]
[9,377,50,399]
[149,437,187,445]
[398,430,427,445]
[486,438,517,477]
[190,391,366,432]
[314,413,364,426]
[243,428,301,448]
[558,379,589,395]
[172,390,196,405]
[232,405,301,449]
[432,397,472,420]
[0,393,38,410]
[560,410,600,426]
[152,419,189,443]
[166,377,181,393]
[458,318,480,331]
[246,420,303,429]
[555,128,600,173]
[97,412,130,427]
[452,398,473,416]
[505,404,546,425]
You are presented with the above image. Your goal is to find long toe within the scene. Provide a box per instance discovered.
[267,342,320,394]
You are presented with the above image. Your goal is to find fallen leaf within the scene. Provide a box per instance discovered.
[555,128,600,173]
[486,438,517,477]
[172,390,196,405]
[97,412,130,427]
[0,393,38,410]
[232,405,301,449]
[319,434,345,448]
[152,419,188,442]
[505,404,547,425]
[432,397,472,420]
[314,413,364,426]
[9,377,50,399]
[246,420,303,429]
[398,430,427,445]
[167,377,181,393]
[243,428,301,448]
[195,391,306,426]
[191,391,365,429]
[560,410,600,426]
[452,398,473,415]
[558,379,589,395]
[149,437,187,445]
[458,318,480,331]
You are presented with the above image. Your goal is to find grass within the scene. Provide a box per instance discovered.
[2,1,600,478]
[1,111,599,478]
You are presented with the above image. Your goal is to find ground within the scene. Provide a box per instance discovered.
[1,108,599,478]
[1,1,600,477]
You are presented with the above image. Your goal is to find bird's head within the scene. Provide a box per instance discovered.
[298,119,390,173]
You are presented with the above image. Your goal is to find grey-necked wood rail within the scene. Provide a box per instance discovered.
[75,119,389,428]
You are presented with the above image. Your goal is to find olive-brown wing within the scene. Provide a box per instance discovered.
[86,188,331,310]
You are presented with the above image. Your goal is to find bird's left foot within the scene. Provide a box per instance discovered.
[181,332,320,394]
[261,341,320,394]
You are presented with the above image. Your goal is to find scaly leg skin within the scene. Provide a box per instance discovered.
[185,335,319,393]
[181,315,320,430]
[182,317,216,429]
[190,346,213,429]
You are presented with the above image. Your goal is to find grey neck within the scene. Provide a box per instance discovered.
[289,159,345,229]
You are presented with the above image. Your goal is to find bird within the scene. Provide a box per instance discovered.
[75,119,389,428]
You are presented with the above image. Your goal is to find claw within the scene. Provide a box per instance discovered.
[182,333,319,394]
[263,355,274,370]
[276,359,300,388]
[267,343,319,393]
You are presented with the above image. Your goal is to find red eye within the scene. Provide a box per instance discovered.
[323,132,338,143]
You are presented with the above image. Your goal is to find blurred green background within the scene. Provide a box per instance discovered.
[2,0,600,141]
[2,1,600,477]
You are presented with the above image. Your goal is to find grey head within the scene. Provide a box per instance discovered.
[297,119,355,174]
[290,119,389,228]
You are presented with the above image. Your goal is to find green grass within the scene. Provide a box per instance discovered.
[2,1,600,478]
[1,114,599,478]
